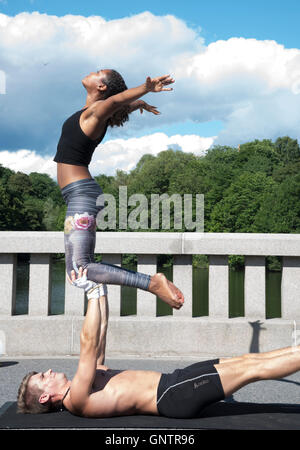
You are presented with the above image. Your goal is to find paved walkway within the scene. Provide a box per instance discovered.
[1,355,300,414]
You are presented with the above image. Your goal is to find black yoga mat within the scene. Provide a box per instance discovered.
[1,401,300,430]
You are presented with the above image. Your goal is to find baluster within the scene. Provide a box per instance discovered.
[102,254,122,317]
[244,256,265,318]
[137,254,157,316]
[65,273,85,315]
[208,255,228,318]
[28,253,51,316]
[173,255,193,317]
[0,253,17,315]
[281,256,300,319]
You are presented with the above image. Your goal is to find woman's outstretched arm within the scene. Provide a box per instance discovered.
[93,74,174,121]
[128,99,160,115]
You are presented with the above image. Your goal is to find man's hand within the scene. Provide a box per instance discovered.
[69,267,97,291]
[145,74,175,93]
[69,267,107,299]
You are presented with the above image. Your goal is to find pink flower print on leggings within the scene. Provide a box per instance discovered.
[74,212,96,231]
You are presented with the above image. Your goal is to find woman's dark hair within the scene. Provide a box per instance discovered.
[103,69,130,128]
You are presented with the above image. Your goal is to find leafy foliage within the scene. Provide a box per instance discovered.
[1,136,300,239]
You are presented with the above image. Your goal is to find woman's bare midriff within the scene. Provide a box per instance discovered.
[56,163,92,189]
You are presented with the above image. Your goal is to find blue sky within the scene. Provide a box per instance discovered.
[0,0,300,177]
[2,0,300,48]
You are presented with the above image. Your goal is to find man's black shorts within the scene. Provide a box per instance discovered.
[156,358,225,419]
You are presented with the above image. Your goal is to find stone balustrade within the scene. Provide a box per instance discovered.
[0,232,299,358]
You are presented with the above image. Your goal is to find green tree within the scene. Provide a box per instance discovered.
[0,180,14,230]
[0,164,14,184]
[274,136,300,164]
[0,178,25,230]
[21,196,45,230]
[56,205,67,231]
[237,139,279,176]
[94,174,116,195]
[7,171,33,197]
[254,174,300,233]
[272,160,300,183]
[29,172,64,205]
[199,146,239,228]
[1,135,300,234]
[209,172,276,232]
[42,197,62,231]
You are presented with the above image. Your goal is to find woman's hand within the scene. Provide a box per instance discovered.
[138,100,160,115]
[145,74,175,93]
[128,100,160,115]
[68,266,107,299]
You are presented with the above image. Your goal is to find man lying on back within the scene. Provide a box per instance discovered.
[17,267,300,419]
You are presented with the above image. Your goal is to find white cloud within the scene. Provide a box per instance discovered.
[0,149,57,178]
[172,37,300,144]
[0,11,204,151]
[0,133,214,179]
[0,11,300,175]
[90,133,214,174]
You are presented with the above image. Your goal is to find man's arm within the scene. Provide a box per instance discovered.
[96,288,109,368]
[68,268,102,414]
[66,268,108,367]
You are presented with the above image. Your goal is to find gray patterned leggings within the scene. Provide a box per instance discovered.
[61,178,151,290]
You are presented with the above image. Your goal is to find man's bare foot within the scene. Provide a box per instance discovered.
[148,273,184,309]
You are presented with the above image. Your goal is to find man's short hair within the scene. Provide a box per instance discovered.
[17,371,54,414]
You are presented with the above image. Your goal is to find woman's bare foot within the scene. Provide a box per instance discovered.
[148,273,184,309]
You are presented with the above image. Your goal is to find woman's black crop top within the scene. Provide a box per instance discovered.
[53,108,108,167]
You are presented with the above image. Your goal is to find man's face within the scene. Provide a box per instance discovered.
[28,369,68,396]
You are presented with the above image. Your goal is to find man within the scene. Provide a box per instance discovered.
[17,267,300,418]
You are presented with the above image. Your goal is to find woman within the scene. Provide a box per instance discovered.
[53,69,184,309]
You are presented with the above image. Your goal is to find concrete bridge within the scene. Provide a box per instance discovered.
[0,232,300,358]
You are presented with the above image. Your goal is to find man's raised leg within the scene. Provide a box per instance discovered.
[218,345,300,365]
[214,346,300,398]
